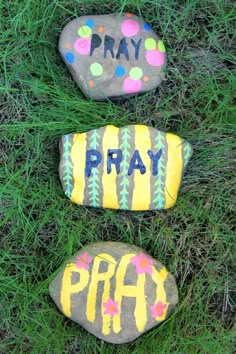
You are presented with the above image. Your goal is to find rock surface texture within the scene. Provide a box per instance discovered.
[49,242,178,344]
[59,125,193,210]
[59,13,166,100]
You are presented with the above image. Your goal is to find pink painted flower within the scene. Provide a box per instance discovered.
[103,298,119,317]
[75,252,92,270]
[150,301,167,318]
[130,252,154,275]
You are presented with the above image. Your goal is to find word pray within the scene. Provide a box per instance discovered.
[90,34,143,61]
[60,253,168,335]
[85,149,162,177]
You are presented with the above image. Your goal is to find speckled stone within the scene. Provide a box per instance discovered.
[59,13,166,100]
[49,242,178,344]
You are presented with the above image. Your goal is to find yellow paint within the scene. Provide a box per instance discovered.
[70,133,87,204]
[102,126,119,209]
[164,134,183,208]
[131,125,151,210]
[113,254,146,333]
[86,253,117,336]
[64,125,191,211]
[59,252,171,334]
[151,266,169,321]
[60,263,89,317]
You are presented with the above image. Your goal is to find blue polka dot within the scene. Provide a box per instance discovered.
[65,52,75,64]
[144,23,151,31]
[85,19,95,28]
[115,65,125,77]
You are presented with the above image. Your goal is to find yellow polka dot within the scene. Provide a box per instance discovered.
[129,67,143,80]
[78,26,92,38]
[145,38,156,50]
[158,40,166,53]
[90,62,103,76]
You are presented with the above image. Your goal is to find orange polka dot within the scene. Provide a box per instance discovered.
[98,26,104,33]
[126,13,132,18]
[65,43,70,49]
[155,45,159,50]
[143,76,149,82]
[88,80,94,87]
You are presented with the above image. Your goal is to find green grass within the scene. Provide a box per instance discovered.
[1,0,235,352]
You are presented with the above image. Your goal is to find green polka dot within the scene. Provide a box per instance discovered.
[158,40,166,52]
[129,67,143,80]
[78,26,92,38]
[144,38,156,50]
[90,62,103,76]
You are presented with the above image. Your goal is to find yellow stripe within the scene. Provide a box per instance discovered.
[102,126,119,209]
[131,125,151,210]
[86,253,117,335]
[70,133,87,205]
[151,266,169,321]
[113,254,146,333]
[60,263,89,318]
[164,133,183,208]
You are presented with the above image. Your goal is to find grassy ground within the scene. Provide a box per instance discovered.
[1,0,235,353]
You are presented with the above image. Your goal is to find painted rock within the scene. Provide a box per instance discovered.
[59,125,192,210]
[59,13,166,100]
[49,242,178,344]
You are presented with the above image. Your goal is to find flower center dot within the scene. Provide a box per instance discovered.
[140,259,148,267]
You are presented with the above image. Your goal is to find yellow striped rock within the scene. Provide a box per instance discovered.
[59,125,192,210]
[49,242,178,344]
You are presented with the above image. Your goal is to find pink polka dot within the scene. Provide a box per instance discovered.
[121,20,140,37]
[74,37,91,55]
[123,77,142,94]
[146,50,165,66]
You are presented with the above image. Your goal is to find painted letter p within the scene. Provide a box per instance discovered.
[85,149,102,177]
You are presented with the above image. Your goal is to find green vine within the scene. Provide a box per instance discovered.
[119,128,131,209]
[153,131,166,210]
[61,135,73,198]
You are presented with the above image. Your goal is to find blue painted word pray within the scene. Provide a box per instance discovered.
[90,35,142,61]
[85,149,162,177]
